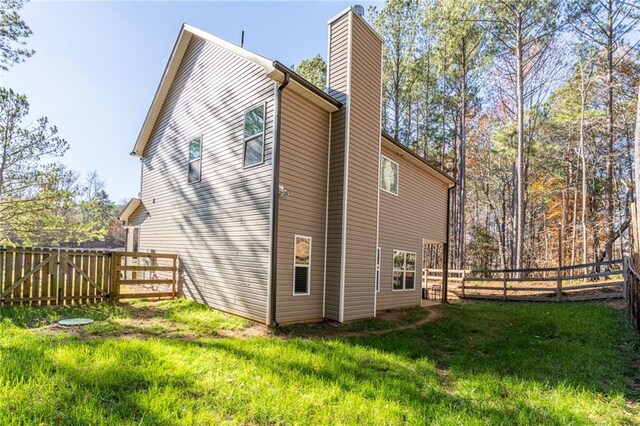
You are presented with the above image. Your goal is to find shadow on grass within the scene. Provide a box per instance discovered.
[345,302,640,401]
[0,301,637,424]
[1,321,592,425]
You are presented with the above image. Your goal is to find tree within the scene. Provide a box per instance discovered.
[569,0,640,261]
[293,54,326,90]
[0,0,34,71]
[635,83,640,253]
[0,87,71,244]
[427,0,489,268]
[79,171,116,239]
[484,0,566,269]
[370,0,421,141]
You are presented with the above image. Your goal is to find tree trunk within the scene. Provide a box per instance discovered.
[634,84,640,255]
[441,37,447,170]
[579,62,588,267]
[515,15,525,270]
[457,37,467,269]
[605,0,614,262]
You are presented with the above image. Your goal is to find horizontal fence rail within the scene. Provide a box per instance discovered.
[424,259,626,302]
[0,247,178,307]
[112,252,178,300]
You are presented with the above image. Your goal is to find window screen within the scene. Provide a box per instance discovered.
[293,236,311,295]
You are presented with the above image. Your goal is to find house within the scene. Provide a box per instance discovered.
[119,6,455,325]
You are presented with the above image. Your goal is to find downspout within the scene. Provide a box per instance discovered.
[268,69,290,327]
[442,184,455,303]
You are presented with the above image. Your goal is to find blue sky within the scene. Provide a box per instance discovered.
[3,1,382,203]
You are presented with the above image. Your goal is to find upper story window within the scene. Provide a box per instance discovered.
[244,104,265,168]
[380,155,398,195]
[188,135,202,183]
[393,250,416,291]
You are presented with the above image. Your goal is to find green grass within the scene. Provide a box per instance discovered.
[0,300,638,425]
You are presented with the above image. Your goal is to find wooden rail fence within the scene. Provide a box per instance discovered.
[112,252,177,300]
[424,259,626,302]
[0,247,178,307]
[627,260,640,332]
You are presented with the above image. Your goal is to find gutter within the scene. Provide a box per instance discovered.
[272,61,342,110]
[442,184,455,303]
[268,69,290,327]
[381,131,456,187]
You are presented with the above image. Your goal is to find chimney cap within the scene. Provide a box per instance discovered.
[353,4,365,17]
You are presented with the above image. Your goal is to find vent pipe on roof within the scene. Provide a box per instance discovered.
[353,4,365,17]
[240,30,245,48]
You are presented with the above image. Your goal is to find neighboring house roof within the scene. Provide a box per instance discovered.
[118,198,141,221]
[131,24,342,158]
[381,132,456,188]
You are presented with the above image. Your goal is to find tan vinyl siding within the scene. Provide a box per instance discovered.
[127,203,147,227]
[377,142,449,311]
[137,36,275,323]
[341,14,382,321]
[275,90,330,324]
[325,13,350,321]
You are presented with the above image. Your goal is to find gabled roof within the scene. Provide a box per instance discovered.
[131,24,341,158]
[381,132,456,188]
[118,198,141,221]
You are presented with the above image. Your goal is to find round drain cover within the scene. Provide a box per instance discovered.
[58,318,94,326]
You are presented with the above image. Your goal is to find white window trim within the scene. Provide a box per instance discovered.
[375,247,381,292]
[392,250,416,292]
[187,134,203,184]
[242,102,267,169]
[380,155,399,196]
[293,235,312,296]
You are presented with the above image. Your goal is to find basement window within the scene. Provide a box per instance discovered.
[188,135,202,183]
[393,250,416,291]
[293,235,311,295]
[244,103,265,167]
[380,155,398,195]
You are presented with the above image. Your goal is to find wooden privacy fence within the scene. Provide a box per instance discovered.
[425,258,626,302]
[0,247,178,307]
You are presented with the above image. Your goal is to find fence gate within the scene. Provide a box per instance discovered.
[112,252,177,300]
[0,247,111,307]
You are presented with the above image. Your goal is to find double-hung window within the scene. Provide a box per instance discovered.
[293,236,311,295]
[393,250,416,290]
[380,155,398,195]
[188,135,202,183]
[244,104,265,167]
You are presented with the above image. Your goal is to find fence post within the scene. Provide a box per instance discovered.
[111,253,119,302]
[503,271,507,301]
[623,258,629,300]
[172,255,177,298]
[461,270,465,299]
[556,223,564,302]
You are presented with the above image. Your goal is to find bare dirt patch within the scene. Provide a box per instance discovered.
[33,302,443,342]
[337,306,444,338]
[277,305,445,340]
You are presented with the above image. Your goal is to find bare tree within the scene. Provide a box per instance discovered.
[484,0,565,268]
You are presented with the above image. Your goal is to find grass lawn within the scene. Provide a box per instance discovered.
[1,300,639,425]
